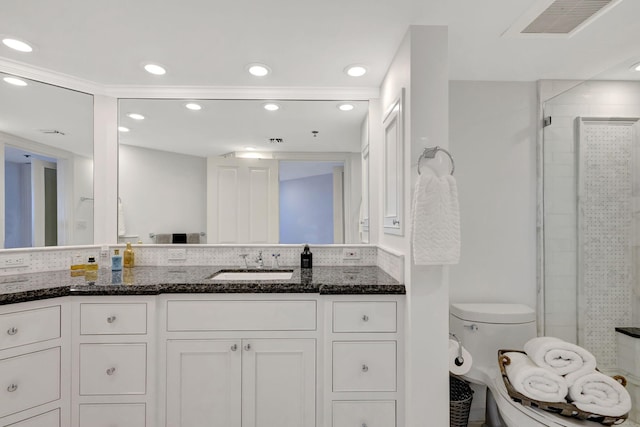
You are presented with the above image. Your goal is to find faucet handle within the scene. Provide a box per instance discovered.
[239,253,249,268]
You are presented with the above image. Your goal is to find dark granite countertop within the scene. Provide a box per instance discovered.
[0,266,405,305]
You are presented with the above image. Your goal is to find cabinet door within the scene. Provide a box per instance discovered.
[166,340,241,427]
[242,339,315,427]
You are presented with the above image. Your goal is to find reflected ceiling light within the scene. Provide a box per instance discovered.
[3,76,27,86]
[118,126,130,132]
[185,103,202,111]
[338,103,355,111]
[247,63,270,77]
[2,38,33,53]
[144,63,166,75]
[127,113,145,120]
[245,146,256,151]
[631,62,640,72]
[345,65,367,77]
[263,103,280,111]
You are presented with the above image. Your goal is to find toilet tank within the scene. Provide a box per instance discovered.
[450,303,536,382]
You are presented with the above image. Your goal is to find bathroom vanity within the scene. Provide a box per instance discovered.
[0,266,405,427]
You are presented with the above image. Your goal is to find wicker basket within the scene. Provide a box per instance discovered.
[450,375,474,427]
[498,349,628,426]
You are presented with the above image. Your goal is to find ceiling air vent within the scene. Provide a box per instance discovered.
[268,138,284,144]
[39,129,66,135]
[504,0,623,37]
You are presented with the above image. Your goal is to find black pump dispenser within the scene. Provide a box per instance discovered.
[301,244,313,269]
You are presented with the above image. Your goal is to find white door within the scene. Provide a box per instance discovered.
[207,157,279,243]
[166,340,242,427]
[241,339,316,427]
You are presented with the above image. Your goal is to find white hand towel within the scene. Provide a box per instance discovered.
[524,337,597,385]
[411,174,460,265]
[568,372,631,417]
[117,198,126,237]
[504,352,568,402]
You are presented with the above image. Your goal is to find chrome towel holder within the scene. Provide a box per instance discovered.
[417,146,455,175]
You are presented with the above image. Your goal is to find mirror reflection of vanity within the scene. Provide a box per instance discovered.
[117,99,370,244]
[0,73,94,249]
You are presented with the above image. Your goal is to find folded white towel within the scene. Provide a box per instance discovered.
[410,173,460,265]
[524,337,597,385]
[568,372,631,417]
[504,352,568,402]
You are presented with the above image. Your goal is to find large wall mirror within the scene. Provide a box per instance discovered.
[0,73,94,249]
[118,99,369,244]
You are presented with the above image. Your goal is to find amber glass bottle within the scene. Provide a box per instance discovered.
[123,242,135,268]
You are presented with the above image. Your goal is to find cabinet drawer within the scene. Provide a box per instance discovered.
[333,302,396,333]
[167,300,316,331]
[79,403,145,427]
[333,341,396,392]
[0,306,60,351]
[80,303,147,335]
[333,401,396,427]
[5,409,60,427]
[79,343,146,395]
[0,347,60,418]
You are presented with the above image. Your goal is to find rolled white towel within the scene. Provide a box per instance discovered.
[524,337,597,385]
[504,352,568,402]
[568,372,631,417]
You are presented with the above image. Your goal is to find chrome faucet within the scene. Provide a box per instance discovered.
[272,253,280,268]
[255,251,264,268]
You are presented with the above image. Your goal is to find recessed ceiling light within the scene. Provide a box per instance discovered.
[245,146,256,151]
[3,76,27,86]
[144,63,166,75]
[345,65,367,77]
[185,103,202,111]
[247,63,271,77]
[338,103,355,111]
[127,113,145,120]
[118,126,130,132]
[263,103,280,111]
[2,38,33,53]
[631,62,640,72]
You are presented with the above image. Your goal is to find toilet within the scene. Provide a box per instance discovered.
[450,303,595,427]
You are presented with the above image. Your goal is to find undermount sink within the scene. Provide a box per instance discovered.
[210,270,294,281]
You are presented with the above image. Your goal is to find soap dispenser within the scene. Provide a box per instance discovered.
[123,242,135,268]
[112,249,123,271]
[300,244,312,269]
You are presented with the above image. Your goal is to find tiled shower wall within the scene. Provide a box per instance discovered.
[544,80,640,368]
[0,244,404,282]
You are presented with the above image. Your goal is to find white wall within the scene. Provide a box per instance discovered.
[370,26,450,427]
[118,144,206,243]
[448,81,538,308]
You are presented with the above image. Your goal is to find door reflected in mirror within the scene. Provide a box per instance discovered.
[118,99,370,244]
[1,74,94,249]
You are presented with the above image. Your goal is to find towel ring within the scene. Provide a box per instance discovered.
[417,146,455,175]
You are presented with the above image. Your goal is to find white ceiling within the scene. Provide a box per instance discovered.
[1,0,639,85]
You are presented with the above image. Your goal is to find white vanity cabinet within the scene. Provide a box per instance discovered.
[160,295,318,427]
[325,296,404,427]
[0,299,69,427]
[70,297,155,427]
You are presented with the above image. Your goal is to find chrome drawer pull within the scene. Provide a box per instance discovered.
[244,343,251,351]
[7,383,18,392]
[362,315,369,322]
[361,364,369,372]
[107,316,117,324]
[106,367,116,376]
[231,344,238,351]
[7,327,18,336]
[362,424,368,427]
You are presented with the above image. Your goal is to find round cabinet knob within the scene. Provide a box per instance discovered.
[7,383,18,392]
[230,344,238,351]
[362,424,368,427]
[7,327,18,336]
[107,316,117,324]
[244,343,251,351]
[362,315,369,322]
[106,367,116,376]
[361,364,369,372]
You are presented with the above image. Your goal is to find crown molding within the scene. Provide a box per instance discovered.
[0,57,380,100]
